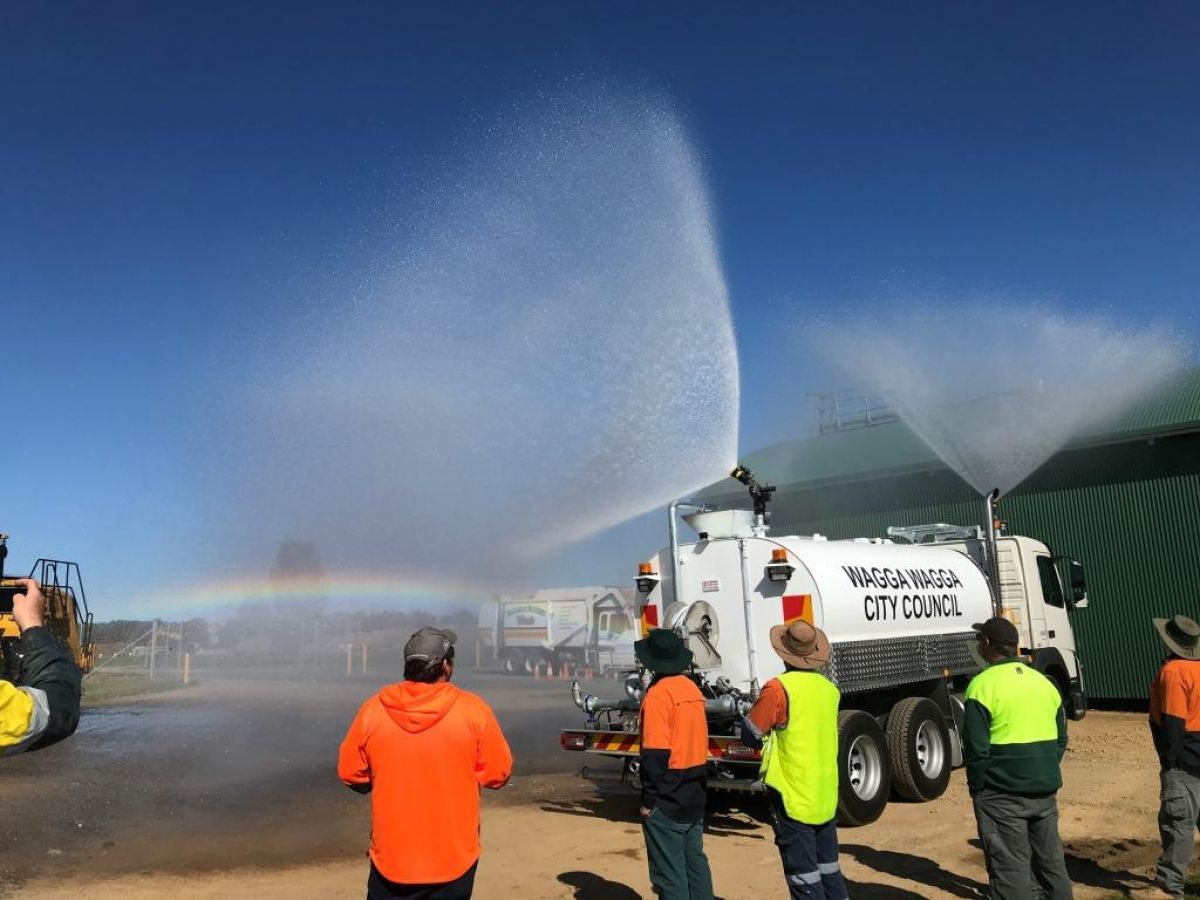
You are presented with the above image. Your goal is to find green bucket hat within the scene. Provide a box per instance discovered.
[1153,614,1200,661]
[634,628,693,675]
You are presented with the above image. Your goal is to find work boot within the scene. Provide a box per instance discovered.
[1129,885,1180,900]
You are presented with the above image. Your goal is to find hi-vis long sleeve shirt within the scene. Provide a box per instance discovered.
[0,627,82,756]
[338,680,512,884]
[1150,657,1200,777]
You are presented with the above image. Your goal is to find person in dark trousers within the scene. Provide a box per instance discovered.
[964,616,1072,900]
[740,619,847,900]
[1,579,81,757]
[636,628,714,900]
[338,627,512,900]
[1134,614,1200,900]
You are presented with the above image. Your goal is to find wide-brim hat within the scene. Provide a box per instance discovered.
[769,620,831,670]
[1153,615,1200,661]
[635,628,693,675]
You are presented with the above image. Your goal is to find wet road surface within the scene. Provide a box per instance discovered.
[0,668,616,893]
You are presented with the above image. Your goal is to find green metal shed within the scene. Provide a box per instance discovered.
[698,368,1200,701]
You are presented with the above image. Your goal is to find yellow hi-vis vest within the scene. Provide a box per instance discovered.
[760,670,841,825]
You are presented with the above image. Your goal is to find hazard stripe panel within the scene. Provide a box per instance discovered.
[563,731,761,762]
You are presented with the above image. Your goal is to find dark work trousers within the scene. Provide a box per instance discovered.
[367,861,477,900]
[767,789,848,900]
[972,791,1073,900]
[642,807,715,900]
[1156,768,1200,895]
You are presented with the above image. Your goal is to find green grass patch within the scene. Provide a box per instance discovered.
[83,671,192,705]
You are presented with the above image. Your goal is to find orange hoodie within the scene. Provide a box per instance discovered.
[338,681,512,883]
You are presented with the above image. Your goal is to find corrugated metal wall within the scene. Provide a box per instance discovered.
[766,431,1200,700]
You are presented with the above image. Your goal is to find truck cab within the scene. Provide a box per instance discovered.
[889,523,1090,720]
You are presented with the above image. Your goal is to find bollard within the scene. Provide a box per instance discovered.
[362,644,369,675]
[560,662,570,680]
[183,653,191,685]
[346,644,353,677]
[533,661,541,680]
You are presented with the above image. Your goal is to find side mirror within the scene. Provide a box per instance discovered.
[1068,560,1088,609]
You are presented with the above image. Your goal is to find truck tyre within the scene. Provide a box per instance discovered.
[886,697,952,802]
[502,653,517,675]
[836,710,891,827]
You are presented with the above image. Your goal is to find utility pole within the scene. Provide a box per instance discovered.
[149,619,158,681]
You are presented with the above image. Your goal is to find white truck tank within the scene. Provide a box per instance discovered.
[644,535,994,695]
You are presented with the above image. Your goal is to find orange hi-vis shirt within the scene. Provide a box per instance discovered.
[639,674,708,821]
[338,680,512,884]
[1149,657,1200,777]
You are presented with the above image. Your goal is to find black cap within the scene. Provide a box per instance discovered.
[972,617,1019,647]
[403,627,457,664]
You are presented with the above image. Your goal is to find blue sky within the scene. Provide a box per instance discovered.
[3,3,1198,618]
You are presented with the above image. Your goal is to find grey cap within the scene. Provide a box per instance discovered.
[404,627,458,664]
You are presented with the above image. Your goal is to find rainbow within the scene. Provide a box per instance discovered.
[132,571,485,618]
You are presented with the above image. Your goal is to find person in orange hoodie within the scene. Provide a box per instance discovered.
[338,627,512,899]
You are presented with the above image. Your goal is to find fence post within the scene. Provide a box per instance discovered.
[345,643,352,677]
[149,619,158,680]
[361,644,368,675]
[183,653,191,685]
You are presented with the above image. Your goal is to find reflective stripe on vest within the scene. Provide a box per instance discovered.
[760,671,841,825]
[964,660,1060,744]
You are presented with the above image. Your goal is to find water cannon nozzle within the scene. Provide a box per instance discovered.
[730,464,756,487]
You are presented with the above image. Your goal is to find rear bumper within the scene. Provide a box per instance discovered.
[560,729,763,764]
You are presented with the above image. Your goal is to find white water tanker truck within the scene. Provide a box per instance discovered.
[561,466,1089,825]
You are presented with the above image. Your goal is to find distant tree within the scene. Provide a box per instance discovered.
[91,619,153,644]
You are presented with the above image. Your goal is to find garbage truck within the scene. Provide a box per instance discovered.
[479,586,637,675]
[560,467,1089,825]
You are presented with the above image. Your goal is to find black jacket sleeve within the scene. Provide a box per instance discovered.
[16,626,82,751]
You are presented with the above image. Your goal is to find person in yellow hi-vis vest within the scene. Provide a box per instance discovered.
[740,620,847,900]
[965,617,1071,900]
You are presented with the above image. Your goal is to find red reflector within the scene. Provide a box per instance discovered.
[781,594,812,624]
[561,732,587,751]
[643,604,659,627]
[722,741,761,761]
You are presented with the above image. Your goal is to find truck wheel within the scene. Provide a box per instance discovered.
[837,710,891,826]
[502,653,517,675]
[522,655,535,675]
[886,697,951,802]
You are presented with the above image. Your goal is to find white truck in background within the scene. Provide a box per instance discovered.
[562,467,1090,825]
[479,586,637,675]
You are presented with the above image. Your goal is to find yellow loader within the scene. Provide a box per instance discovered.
[0,534,94,681]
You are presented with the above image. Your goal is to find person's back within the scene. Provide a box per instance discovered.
[635,628,714,900]
[1139,615,1200,900]
[964,655,1065,796]
[964,617,1071,900]
[1149,656,1200,775]
[339,627,511,899]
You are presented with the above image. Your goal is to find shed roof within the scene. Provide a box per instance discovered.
[704,367,1200,496]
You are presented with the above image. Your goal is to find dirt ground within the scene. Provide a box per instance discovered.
[16,709,1174,899]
